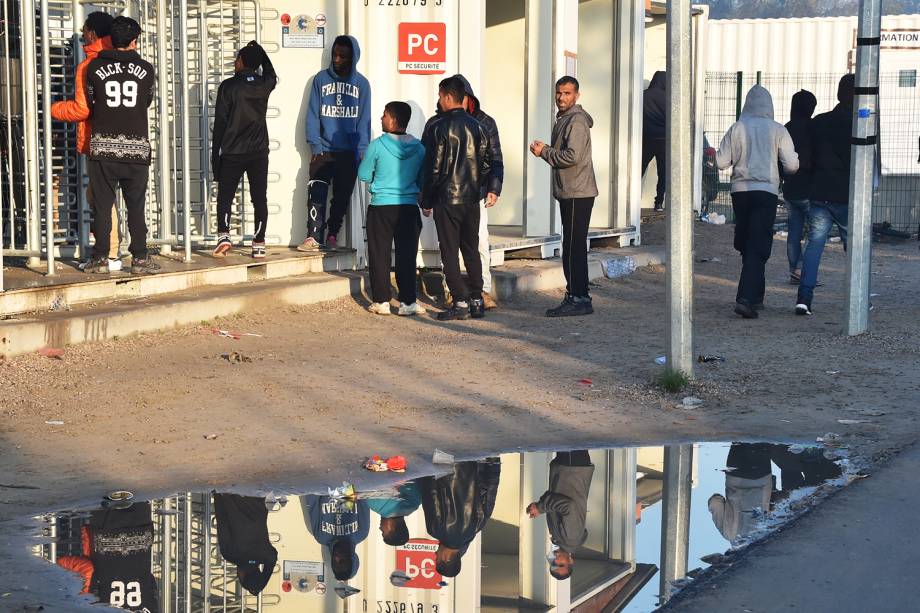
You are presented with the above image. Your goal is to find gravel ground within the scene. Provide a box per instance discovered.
[1,219,918,517]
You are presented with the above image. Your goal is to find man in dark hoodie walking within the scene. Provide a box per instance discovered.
[454,74,504,310]
[211,41,277,259]
[526,450,594,581]
[642,71,668,211]
[783,90,817,285]
[796,74,855,316]
[422,76,492,321]
[301,35,371,251]
[530,76,599,317]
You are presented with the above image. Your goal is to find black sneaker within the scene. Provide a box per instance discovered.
[546,295,593,317]
[469,298,485,319]
[438,305,470,321]
[734,302,758,319]
[795,299,812,316]
[131,256,161,275]
[82,256,110,274]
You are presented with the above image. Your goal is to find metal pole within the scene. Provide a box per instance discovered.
[161,498,173,613]
[202,493,211,613]
[735,71,743,120]
[666,0,694,377]
[3,0,15,262]
[40,0,55,275]
[21,0,42,267]
[184,493,192,613]
[157,0,173,254]
[180,0,192,261]
[658,444,693,605]
[845,0,881,336]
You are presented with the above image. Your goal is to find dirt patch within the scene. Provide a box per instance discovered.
[0,220,918,521]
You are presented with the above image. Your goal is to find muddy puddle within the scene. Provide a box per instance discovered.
[23,442,856,612]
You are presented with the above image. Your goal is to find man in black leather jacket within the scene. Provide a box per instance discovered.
[211,41,277,259]
[421,76,492,321]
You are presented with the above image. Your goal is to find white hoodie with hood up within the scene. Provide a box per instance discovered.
[716,85,799,195]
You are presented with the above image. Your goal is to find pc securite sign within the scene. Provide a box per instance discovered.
[398,22,447,74]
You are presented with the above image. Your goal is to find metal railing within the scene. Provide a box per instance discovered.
[0,0,262,292]
[704,70,920,232]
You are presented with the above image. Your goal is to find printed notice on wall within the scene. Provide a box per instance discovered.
[281,13,326,48]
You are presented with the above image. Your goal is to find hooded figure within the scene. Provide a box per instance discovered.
[642,71,668,140]
[301,35,372,250]
[782,89,817,282]
[709,443,774,541]
[716,86,799,319]
[302,494,370,581]
[214,494,278,595]
[717,85,799,195]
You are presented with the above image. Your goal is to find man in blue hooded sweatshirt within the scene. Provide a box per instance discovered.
[358,101,426,316]
[302,494,370,583]
[300,35,371,251]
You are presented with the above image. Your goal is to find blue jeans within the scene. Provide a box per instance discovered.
[798,201,848,303]
[785,199,809,274]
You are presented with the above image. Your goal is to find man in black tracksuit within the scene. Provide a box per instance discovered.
[84,17,158,274]
[210,41,277,259]
[422,76,492,321]
[642,71,667,211]
[782,90,817,283]
[214,493,278,595]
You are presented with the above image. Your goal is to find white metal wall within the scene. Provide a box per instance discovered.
[705,14,920,74]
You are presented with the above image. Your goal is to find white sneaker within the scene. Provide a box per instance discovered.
[108,258,123,272]
[398,302,427,316]
[368,302,391,315]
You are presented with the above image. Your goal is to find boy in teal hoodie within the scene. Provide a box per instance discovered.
[358,101,427,316]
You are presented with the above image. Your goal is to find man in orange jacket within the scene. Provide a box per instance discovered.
[51,11,122,272]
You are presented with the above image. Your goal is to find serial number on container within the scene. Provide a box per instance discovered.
[365,601,441,613]
[364,0,444,6]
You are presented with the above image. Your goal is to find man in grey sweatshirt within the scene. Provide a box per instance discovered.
[717,85,799,319]
[526,450,595,580]
[530,76,599,317]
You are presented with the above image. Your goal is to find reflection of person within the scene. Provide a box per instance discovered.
[56,502,159,611]
[419,459,501,577]
[301,35,371,251]
[530,76,599,317]
[709,443,773,541]
[302,494,370,581]
[642,71,668,211]
[214,494,278,595]
[526,450,595,581]
[770,445,842,499]
[210,41,277,259]
[716,85,798,319]
[368,481,422,547]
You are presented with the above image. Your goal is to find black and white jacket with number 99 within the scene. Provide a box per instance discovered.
[86,49,155,165]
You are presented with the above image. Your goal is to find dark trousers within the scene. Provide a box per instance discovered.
[216,152,269,242]
[559,197,595,298]
[308,151,358,240]
[641,137,666,207]
[731,190,778,305]
[366,205,422,304]
[434,201,482,303]
[87,159,149,260]
[554,450,591,466]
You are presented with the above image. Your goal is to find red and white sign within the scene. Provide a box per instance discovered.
[395,538,443,589]
[398,23,447,75]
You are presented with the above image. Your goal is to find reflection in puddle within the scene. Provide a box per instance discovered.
[31,443,849,612]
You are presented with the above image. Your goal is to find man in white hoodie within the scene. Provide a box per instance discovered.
[717,86,799,319]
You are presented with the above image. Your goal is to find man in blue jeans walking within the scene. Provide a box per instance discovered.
[796,74,854,316]
[782,90,817,284]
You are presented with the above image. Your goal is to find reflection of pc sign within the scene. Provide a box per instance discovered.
[395,538,443,589]
[398,23,447,75]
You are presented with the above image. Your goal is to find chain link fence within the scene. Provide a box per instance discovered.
[704,71,920,233]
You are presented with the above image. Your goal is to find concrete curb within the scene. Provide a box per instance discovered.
[0,247,665,358]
